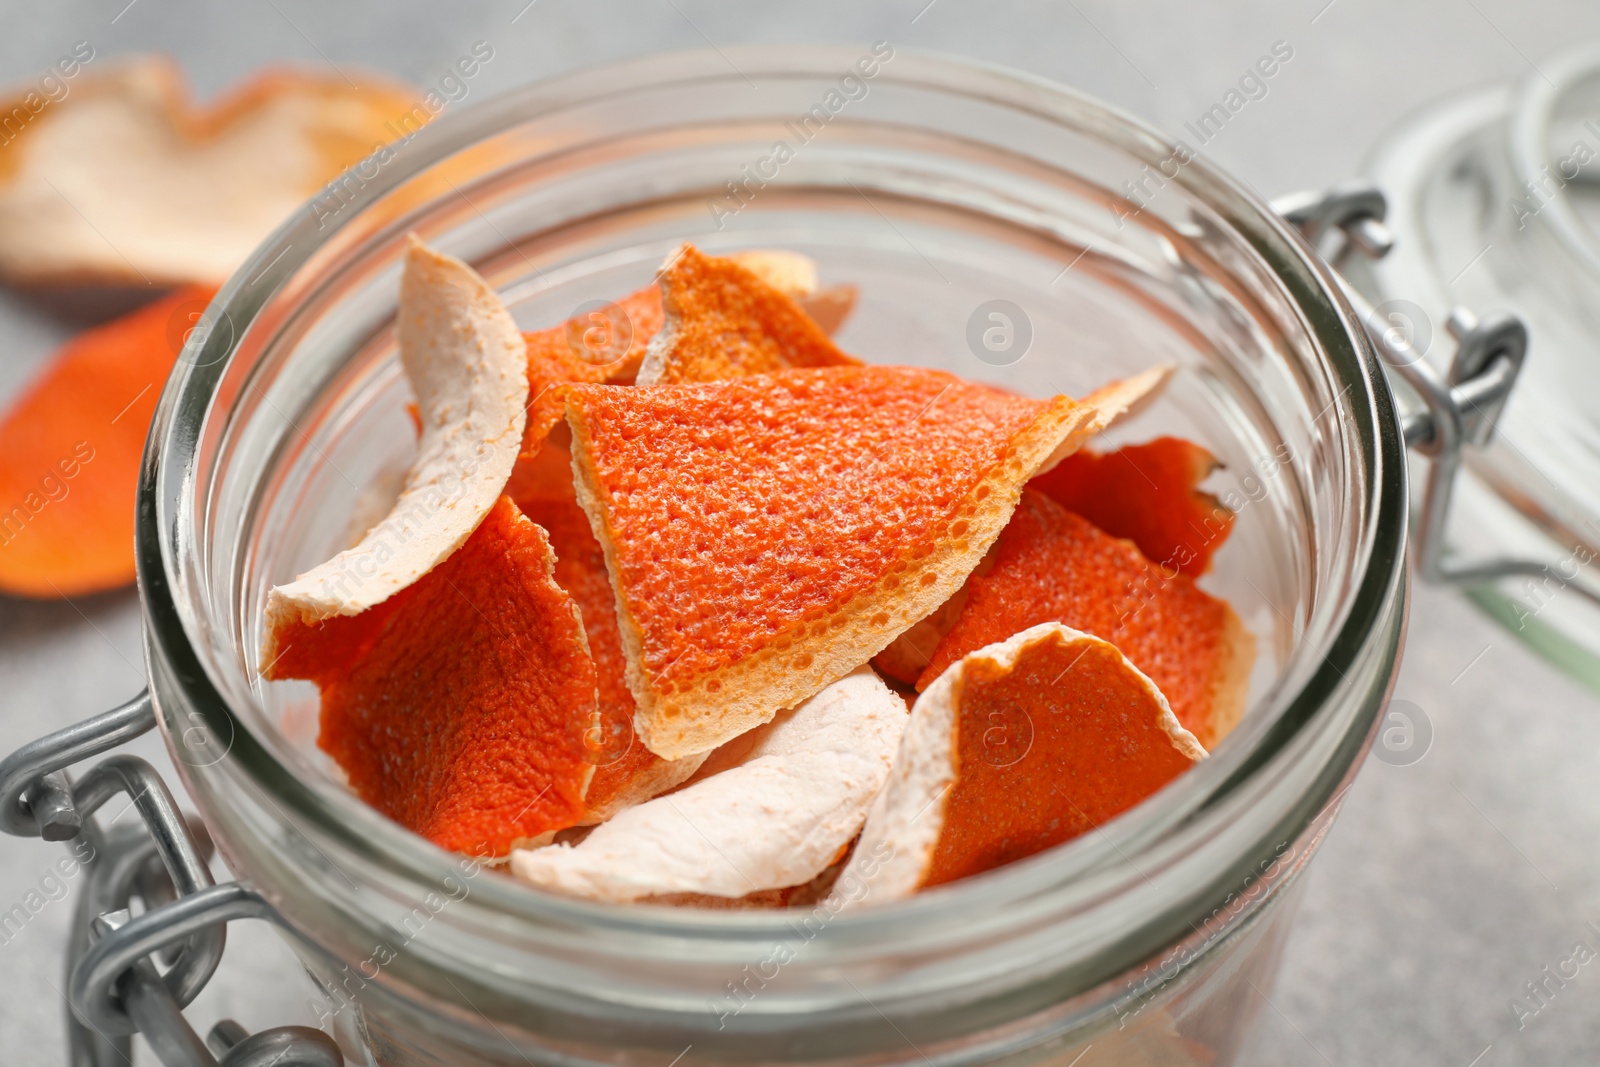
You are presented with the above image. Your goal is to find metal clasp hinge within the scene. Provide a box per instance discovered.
[1273,182,1592,599]
[0,691,342,1067]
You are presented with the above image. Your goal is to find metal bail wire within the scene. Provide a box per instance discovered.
[0,690,341,1067]
[1275,182,1594,605]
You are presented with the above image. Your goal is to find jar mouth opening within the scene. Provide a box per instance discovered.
[138,45,1404,949]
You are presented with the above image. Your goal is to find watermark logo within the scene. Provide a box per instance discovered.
[564,299,636,369]
[1371,698,1432,767]
[965,299,1032,367]
[168,295,235,368]
[706,42,895,230]
[979,704,1033,767]
[172,706,236,769]
[582,716,633,769]
[1366,299,1431,367]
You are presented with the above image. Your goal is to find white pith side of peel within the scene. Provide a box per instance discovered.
[508,667,908,902]
[1035,365,1175,475]
[263,237,528,645]
[840,622,1205,907]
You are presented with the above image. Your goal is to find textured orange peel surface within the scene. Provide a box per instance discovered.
[519,282,664,459]
[924,624,1203,887]
[919,489,1254,749]
[564,364,1101,760]
[841,622,1204,901]
[1031,436,1234,577]
[275,496,598,857]
[509,461,696,820]
[637,244,858,385]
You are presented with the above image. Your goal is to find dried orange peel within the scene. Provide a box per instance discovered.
[871,366,1172,684]
[315,496,598,856]
[635,244,859,386]
[919,490,1254,749]
[843,623,1203,902]
[516,250,841,462]
[264,237,527,670]
[0,57,425,289]
[510,470,706,821]
[0,284,214,597]
[510,667,906,901]
[519,282,663,458]
[1032,436,1234,577]
[564,365,1146,760]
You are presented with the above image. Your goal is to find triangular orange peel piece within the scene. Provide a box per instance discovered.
[842,622,1204,902]
[264,237,528,675]
[918,489,1254,749]
[313,496,598,856]
[634,244,859,386]
[0,57,426,289]
[0,284,215,598]
[564,364,1133,760]
[510,667,906,901]
[1031,436,1234,577]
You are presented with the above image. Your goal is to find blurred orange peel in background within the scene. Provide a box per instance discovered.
[0,55,426,290]
[0,285,215,598]
[0,56,429,600]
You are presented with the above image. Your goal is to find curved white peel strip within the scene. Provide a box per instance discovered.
[509,667,907,902]
[264,237,528,648]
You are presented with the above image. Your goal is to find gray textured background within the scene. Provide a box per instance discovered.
[3,1,1600,1064]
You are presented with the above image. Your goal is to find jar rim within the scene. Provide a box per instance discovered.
[137,44,1406,1027]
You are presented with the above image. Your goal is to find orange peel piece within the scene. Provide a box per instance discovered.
[510,465,706,821]
[872,366,1173,683]
[518,283,663,459]
[564,365,1128,760]
[844,623,1203,901]
[509,667,906,901]
[312,496,598,856]
[0,57,425,289]
[0,284,215,597]
[634,244,858,386]
[1031,436,1234,577]
[918,490,1254,749]
[516,251,839,461]
[725,249,819,298]
[264,237,528,671]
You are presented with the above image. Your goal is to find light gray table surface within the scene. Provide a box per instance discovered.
[3,1,1600,1064]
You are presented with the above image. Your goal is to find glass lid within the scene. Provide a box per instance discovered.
[1354,43,1600,689]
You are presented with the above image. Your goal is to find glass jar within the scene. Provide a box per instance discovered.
[139,47,1406,1066]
